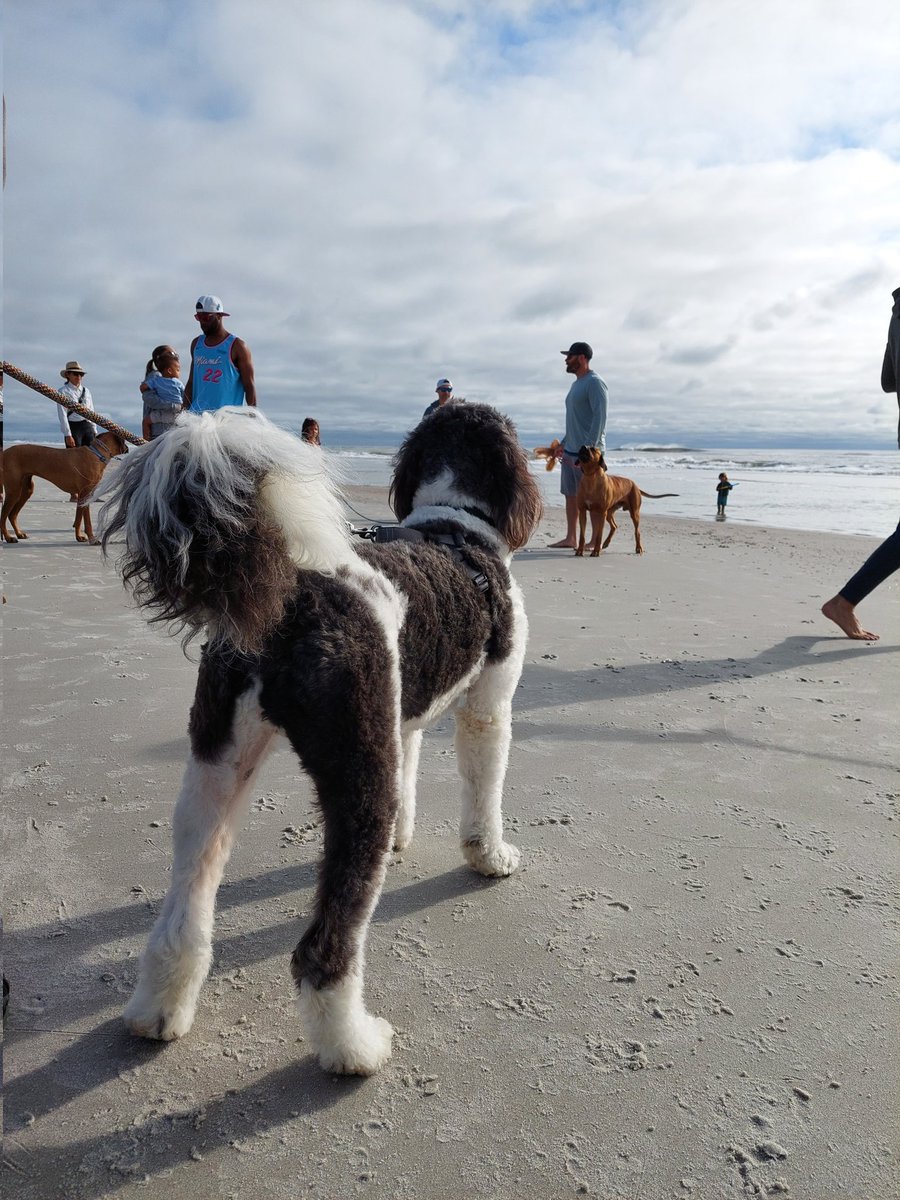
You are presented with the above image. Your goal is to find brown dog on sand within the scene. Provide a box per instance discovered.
[575,446,678,556]
[1,431,128,544]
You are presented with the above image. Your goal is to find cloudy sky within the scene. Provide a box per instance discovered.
[4,0,900,447]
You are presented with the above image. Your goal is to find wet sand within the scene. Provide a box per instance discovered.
[2,479,898,1199]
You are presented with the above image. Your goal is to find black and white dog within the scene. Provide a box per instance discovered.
[100,403,542,1075]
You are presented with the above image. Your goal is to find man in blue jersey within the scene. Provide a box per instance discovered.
[548,341,608,549]
[184,295,257,413]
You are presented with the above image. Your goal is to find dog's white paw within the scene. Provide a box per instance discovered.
[124,991,196,1041]
[392,823,413,852]
[463,838,521,878]
[317,1014,394,1076]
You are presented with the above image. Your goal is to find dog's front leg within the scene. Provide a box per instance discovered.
[575,505,587,557]
[393,727,422,851]
[589,506,607,556]
[455,655,522,879]
[125,697,276,1042]
[75,504,94,544]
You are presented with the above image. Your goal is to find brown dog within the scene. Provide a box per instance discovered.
[575,446,678,556]
[1,431,128,544]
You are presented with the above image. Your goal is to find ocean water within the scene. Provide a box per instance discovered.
[328,445,899,540]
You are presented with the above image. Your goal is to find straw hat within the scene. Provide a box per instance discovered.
[60,361,86,378]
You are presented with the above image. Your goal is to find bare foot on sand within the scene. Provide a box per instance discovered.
[548,539,576,549]
[821,595,878,641]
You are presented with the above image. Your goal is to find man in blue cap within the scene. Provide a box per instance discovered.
[548,342,608,549]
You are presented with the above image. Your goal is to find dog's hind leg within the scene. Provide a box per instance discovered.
[629,497,644,554]
[393,727,422,851]
[285,657,400,1080]
[599,508,618,552]
[290,721,398,1076]
[124,683,276,1042]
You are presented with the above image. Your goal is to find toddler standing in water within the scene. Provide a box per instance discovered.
[141,347,184,440]
[716,472,734,517]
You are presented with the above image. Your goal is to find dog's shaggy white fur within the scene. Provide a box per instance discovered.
[100,403,542,1074]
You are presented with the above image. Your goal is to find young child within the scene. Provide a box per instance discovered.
[716,472,734,517]
[141,348,184,441]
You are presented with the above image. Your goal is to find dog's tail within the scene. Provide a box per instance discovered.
[638,491,679,499]
[99,407,355,654]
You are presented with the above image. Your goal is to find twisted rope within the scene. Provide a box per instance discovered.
[2,360,145,445]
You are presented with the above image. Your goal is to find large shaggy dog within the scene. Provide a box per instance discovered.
[100,404,542,1075]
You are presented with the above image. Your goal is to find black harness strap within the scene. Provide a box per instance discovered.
[352,524,491,594]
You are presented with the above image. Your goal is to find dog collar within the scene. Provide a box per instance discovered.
[459,504,496,528]
[86,442,112,464]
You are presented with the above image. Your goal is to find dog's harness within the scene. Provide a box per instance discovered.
[351,521,491,594]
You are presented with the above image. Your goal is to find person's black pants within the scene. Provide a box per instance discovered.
[68,421,95,447]
[840,518,900,604]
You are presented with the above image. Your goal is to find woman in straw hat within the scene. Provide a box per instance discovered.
[56,360,97,449]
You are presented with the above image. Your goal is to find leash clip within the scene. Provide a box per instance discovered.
[349,524,379,541]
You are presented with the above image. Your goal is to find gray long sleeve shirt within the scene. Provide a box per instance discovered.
[563,370,608,453]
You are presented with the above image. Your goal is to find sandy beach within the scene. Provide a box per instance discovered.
[2,478,898,1200]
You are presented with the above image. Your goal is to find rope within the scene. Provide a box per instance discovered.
[1,360,145,446]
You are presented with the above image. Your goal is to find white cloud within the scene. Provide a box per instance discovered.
[4,0,900,447]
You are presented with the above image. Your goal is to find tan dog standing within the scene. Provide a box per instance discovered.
[575,446,678,556]
[1,431,127,544]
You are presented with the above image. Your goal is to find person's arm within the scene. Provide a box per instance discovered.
[881,342,896,394]
[183,337,198,408]
[587,376,608,451]
[58,402,72,439]
[57,383,75,443]
[83,386,97,432]
[231,338,257,407]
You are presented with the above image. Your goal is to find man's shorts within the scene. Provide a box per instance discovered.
[560,450,580,497]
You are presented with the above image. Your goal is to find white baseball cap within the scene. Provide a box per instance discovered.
[195,295,229,315]
[436,378,453,391]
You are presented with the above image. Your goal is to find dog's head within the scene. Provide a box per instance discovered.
[391,403,543,552]
[576,445,606,474]
[96,431,130,458]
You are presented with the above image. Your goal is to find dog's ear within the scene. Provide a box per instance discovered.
[389,432,420,521]
[498,453,543,551]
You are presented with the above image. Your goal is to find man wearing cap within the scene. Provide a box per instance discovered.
[423,378,457,418]
[184,295,257,414]
[548,341,608,549]
[56,361,97,448]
